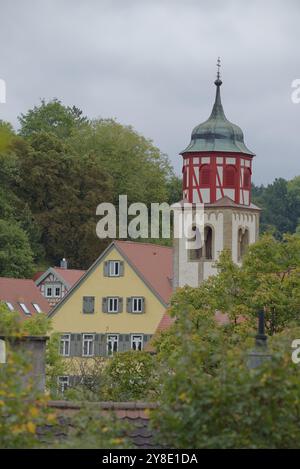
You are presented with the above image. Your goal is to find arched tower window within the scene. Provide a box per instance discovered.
[200,165,211,187]
[224,165,236,188]
[243,168,251,189]
[188,225,214,261]
[188,225,202,261]
[204,226,213,260]
[238,228,249,261]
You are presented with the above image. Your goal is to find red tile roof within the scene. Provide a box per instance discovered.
[0,277,50,318]
[115,241,173,304]
[52,268,85,287]
[156,312,175,332]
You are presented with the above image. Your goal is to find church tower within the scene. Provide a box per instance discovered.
[173,61,260,288]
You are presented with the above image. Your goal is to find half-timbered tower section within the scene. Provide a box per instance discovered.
[173,69,260,288]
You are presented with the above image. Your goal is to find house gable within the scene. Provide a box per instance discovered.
[50,243,167,335]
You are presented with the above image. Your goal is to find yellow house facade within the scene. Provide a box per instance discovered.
[49,241,172,383]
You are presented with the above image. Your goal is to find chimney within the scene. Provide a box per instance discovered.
[60,258,68,269]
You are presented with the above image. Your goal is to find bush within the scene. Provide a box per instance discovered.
[103,351,157,401]
[151,344,300,448]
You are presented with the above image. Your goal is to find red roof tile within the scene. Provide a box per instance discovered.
[156,312,175,332]
[115,241,173,304]
[0,277,50,318]
[52,268,85,287]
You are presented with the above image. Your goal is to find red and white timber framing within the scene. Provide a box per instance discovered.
[182,152,253,206]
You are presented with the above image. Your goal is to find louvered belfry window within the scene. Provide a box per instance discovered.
[224,165,236,188]
[200,165,211,186]
[243,168,251,189]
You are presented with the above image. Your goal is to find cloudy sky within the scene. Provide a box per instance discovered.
[0,0,299,184]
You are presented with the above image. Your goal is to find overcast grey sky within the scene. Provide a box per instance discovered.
[0,0,299,184]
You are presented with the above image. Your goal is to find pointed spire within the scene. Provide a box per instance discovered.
[210,57,225,119]
[215,56,222,84]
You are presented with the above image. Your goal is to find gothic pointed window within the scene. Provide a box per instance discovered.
[224,165,236,188]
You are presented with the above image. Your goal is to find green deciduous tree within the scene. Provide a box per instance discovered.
[151,344,300,448]
[16,132,113,268]
[0,219,34,277]
[18,99,88,139]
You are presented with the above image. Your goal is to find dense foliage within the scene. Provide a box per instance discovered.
[149,234,300,448]
[0,99,180,275]
[252,177,300,237]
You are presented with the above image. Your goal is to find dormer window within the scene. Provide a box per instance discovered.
[19,303,31,315]
[45,284,61,298]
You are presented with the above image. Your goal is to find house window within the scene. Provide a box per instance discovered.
[107,335,118,356]
[82,334,94,357]
[5,302,14,312]
[19,303,31,315]
[83,296,95,314]
[32,303,42,313]
[58,376,69,393]
[127,297,145,313]
[132,297,143,313]
[45,284,61,298]
[131,334,143,351]
[60,334,71,357]
[109,260,120,277]
[107,297,119,313]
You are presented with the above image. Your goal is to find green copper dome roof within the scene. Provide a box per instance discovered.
[181,79,255,156]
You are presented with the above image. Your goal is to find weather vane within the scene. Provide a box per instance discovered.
[216,57,221,80]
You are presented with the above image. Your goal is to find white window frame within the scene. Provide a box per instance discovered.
[107,297,119,313]
[45,286,53,298]
[58,375,69,393]
[131,334,143,351]
[5,302,14,312]
[19,303,31,315]
[54,286,61,298]
[32,303,42,313]
[82,334,95,357]
[45,284,61,298]
[107,334,118,356]
[60,334,71,357]
[108,260,120,277]
[132,297,143,313]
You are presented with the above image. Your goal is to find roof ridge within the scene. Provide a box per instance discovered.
[115,240,172,250]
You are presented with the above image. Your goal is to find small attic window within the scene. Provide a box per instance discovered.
[19,303,31,315]
[33,303,42,313]
[5,302,14,312]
